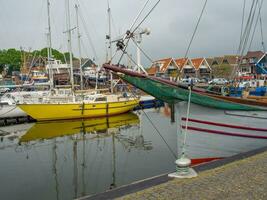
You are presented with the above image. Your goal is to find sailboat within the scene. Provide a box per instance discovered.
[17,1,139,121]
[18,92,139,121]
[103,64,267,138]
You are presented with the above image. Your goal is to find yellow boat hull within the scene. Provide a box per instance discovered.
[18,99,139,121]
[20,112,139,143]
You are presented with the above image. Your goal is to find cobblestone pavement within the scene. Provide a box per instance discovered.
[117,151,267,200]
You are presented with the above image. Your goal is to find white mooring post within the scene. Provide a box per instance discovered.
[168,87,197,178]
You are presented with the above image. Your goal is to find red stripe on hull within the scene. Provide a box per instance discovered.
[181,117,267,132]
[191,157,222,166]
[182,126,267,139]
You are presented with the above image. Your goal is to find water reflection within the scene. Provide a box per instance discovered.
[1,106,267,200]
[19,113,139,143]
[0,110,176,200]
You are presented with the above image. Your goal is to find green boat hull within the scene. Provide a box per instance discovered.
[122,75,266,111]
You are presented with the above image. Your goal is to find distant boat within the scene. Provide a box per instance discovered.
[0,99,26,119]
[0,90,50,119]
[18,93,139,121]
[83,66,108,83]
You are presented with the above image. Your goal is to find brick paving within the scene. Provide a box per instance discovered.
[117,151,267,200]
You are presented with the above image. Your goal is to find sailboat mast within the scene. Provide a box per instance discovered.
[46,0,53,89]
[66,0,74,90]
[107,2,113,93]
[75,4,83,90]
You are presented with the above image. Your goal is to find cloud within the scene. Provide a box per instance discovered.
[0,0,266,67]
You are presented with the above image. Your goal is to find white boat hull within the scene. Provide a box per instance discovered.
[176,102,267,159]
[0,105,27,118]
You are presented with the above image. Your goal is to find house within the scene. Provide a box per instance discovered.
[211,57,224,66]
[239,51,265,76]
[147,58,179,79]
[175,58,195,78]
[206,58,214,67]
[191,58,212,78]
[221,55,239,67]
[208,55,239,78]
[255,52,267,75]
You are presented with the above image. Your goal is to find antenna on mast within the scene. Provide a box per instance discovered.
[65,0,74,90]
[75,4,83,90]
[46,0,53,89]
[107,0,114,93]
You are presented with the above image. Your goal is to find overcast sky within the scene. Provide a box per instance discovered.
[0,0,266,67]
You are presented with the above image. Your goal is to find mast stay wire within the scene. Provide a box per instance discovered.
[104,0,152,64]
[131,38,154,63]
[238,0,257,55]
[231,0,258,79]
[78,10,99,62]
[104,0,178,158]
[117,0,161,65]
[239,0,258,56]
[239,0,247,52]
[174,0,208,82]
[259,8,266,52]
[77,0,109,62]
[103,0,153,64]
[118,48,177,159]
[248,0,264,51]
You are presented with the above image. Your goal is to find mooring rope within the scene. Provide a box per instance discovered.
[181,87,192,155]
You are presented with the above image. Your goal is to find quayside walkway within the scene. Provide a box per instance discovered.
[79,146,267,200]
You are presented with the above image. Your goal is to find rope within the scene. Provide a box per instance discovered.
[184,0,208,59]
[259,8,265,52]
[117,0,161,65]
[131,0,161,34]
[131,38,154,63]
[175,0,208,81]
[239,0,246,51]
[142,109,177,159]
[78,10,99,62]
[123,77,176,158]
[129,0,152,32]
[181,87,192,155]
[231,0,258,79]
[248,0,264,50]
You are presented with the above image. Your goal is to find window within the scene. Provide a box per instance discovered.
[184,68,194,73]
[95,97,107,102]
[242,59,247,64]
[241,66,250,73]
[200,69,209,73]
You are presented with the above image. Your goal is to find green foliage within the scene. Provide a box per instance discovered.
[0,48,77,75]
[211,64,233,78]
[32,48,66,62]
[0,48,21,72]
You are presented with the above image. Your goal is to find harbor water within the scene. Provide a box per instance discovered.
[1,107,267,200]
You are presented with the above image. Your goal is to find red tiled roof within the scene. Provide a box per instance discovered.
[148,58,174,73]
[223,55,239,65]
[158,58,172,72]
[146,66,158,75]
[175,58,188,69]
[244,51,264,59]
[191,58,204,70]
